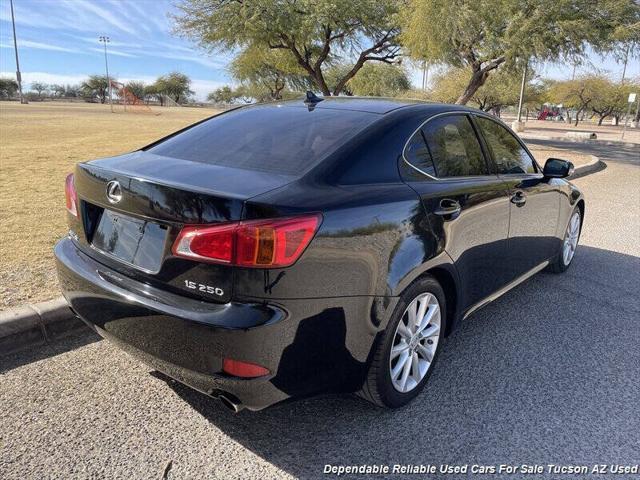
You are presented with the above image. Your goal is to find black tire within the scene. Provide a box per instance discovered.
[360,275,446,409]
[547,206,582,273]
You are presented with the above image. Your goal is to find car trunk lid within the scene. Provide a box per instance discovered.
[69,151,296,303]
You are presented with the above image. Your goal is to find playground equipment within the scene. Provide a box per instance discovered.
[110,80,155,114]
[537,104,564,121]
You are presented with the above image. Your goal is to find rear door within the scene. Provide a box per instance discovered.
[473,115,560,278]
[402,113,512,310]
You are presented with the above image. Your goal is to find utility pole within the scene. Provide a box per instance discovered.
[9,0,26,104]
[99,36,113,112]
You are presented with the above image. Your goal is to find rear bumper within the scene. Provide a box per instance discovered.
[55,237,383,410]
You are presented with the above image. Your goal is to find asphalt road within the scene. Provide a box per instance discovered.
[1,141,639,480]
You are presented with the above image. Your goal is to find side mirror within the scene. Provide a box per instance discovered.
[543,158,574,178]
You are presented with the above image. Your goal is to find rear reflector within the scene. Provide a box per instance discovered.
[65,173,78,217]
[172,213,321,268]
[222,359,270,378]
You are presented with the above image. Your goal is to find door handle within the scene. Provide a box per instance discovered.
[434,199,461,217]
[511,191,526,207]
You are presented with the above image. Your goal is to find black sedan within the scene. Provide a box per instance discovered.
[55,96,584,412]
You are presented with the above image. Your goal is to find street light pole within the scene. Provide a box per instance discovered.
[516,60,528,123]
[9,0,26,104]
[99,36,113,112]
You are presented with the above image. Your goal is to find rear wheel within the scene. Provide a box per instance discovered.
[548,207,581,273]
[360,276,446,408]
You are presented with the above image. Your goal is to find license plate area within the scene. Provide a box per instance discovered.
[91,209,168,273]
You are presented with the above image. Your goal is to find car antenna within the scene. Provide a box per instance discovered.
[304,91,324,104]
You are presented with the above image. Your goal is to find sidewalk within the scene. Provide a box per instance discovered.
[512,119,640,145]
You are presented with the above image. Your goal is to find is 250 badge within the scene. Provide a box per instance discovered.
[183,280,224,297]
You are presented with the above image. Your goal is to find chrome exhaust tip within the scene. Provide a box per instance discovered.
[219,394,243,413]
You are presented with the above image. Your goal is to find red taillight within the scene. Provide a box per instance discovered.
[222,358,270,378]
[173,223,236,263]
[65,173,78,217]
[172,214,321,268]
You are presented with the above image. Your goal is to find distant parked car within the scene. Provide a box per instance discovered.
[56,96,584,411]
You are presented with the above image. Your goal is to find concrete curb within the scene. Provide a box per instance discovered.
[521,133,638,148]
[0,152,606,356]
[0,297,85,355]
[570,155,605,179]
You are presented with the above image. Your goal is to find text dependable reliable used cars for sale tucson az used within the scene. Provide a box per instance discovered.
[55,95,584,412]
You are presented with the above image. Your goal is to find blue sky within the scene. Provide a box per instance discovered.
[1,0,638,100]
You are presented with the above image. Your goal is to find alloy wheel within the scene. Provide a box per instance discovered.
[389,292,441,393]
[563,211,580,266]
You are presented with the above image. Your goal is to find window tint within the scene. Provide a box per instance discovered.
[147,105,379,176]
[421,115,488,177]
[404,131,436,177]
[476,116,536,174]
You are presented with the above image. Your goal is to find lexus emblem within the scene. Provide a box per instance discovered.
[106,180,123,204]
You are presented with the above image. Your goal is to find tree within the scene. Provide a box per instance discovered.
[143,84,163,106]
[174,0,401,96]
[81,75,109,103]
[155,72,193,103]
[125,81,146,101]
[588,76,639,125]
[471,70,524,114]
[401,0,640,104]
[64,84,80,97]
[427,68,469,104]
[51,84,66,97]
[31,82,49,98]
[0,77,18,98]
[428,67,539,116]
[348,63,411,97]
[323,64,356,95]
[546,76,603,125]
[208,86,239,103]
[229,45,309,101]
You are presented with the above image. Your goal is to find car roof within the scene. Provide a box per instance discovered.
[273,96,473,115]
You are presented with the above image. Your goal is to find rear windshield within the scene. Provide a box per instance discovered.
[146,105,379,175]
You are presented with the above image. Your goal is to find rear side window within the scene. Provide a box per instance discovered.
[421,115,488,177]
[146,105,378,176]
[404,131,436,177]
[476,116,537,174]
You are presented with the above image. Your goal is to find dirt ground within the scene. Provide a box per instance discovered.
[0,101,216,308]
[0,101,591,309]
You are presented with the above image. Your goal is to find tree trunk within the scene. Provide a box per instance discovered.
[574,109,581,126]
[332,61,366,96]
[456,69,487,105]
[455,56,505,105]
[596,110,612,126]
